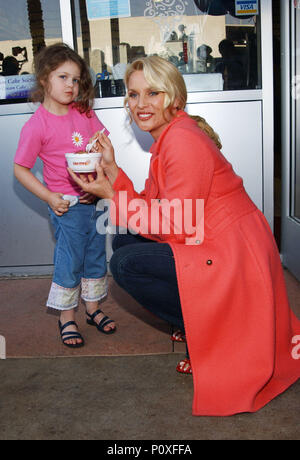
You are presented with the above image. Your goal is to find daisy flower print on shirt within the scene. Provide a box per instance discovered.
[72,131,83,147]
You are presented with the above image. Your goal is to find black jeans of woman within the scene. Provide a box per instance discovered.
[110,233,189,358]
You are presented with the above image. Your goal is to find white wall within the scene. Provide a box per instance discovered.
[97,100,263,207]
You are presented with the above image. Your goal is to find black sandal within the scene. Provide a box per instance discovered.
[86,309,116,335]
[58,320,85,348]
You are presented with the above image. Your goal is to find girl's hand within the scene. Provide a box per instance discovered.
[47,192,70,216]
[68,164,115,200]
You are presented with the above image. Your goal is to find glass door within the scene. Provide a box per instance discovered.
[281,0,300,281]
[71,0,262,98]
[0,0,63,104]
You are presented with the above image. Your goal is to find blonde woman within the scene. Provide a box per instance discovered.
[69,56,300,416]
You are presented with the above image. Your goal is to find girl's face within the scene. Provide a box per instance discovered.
[42,60,81,114]
[127,70,179,140]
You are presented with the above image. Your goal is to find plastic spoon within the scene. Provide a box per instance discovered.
[86,128,105,152]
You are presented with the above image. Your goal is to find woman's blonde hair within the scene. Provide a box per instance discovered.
[190,115,222,150]
[123,56,222,149]
[124,55,187,112]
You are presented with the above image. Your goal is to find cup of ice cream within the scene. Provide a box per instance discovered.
[65,151,102,173]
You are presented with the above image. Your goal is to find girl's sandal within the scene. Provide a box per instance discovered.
[176,358,192,374]
[58,320,85,348]
[86,309,116,335]
[171,329,186,343]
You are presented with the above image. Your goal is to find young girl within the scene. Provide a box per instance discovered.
[14,43,116,348]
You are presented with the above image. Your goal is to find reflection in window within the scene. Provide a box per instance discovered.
[74,0,261,97]
[0,0,62,103]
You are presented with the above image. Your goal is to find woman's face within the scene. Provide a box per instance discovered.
[127,70,178,140]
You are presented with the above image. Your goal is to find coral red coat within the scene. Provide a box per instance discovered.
[112,111,300,416]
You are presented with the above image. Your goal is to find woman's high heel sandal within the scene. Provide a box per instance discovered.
[176,358,192,374]
[171,329,186,343]
[86,309,116,335]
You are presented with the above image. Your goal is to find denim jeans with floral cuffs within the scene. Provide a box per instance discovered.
[47,202,107,311]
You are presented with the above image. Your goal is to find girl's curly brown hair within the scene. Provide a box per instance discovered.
[31,42,94,115]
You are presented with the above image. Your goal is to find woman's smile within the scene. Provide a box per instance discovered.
[137,112,153,121]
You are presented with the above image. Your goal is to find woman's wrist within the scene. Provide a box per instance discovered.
[105,162,119,185]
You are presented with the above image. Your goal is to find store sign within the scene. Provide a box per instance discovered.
[86,0,131,20]
[235,0,259,16]
[0,74,36,99]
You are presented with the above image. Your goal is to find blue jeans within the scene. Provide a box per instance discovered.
[49,202,107,287]
[110,233,185,332]
[47,203,107,310]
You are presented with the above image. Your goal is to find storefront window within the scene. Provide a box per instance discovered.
[74,0,262,97]
[0,0,62,103]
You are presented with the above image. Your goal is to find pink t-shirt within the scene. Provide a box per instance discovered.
[14,104,109,195]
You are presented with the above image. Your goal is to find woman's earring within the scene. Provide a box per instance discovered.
[125,106,133,124]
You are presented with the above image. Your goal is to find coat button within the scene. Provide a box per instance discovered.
[206,259,213,265]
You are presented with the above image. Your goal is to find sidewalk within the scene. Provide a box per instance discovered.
[0,270,299,440]
[0,276,185,358]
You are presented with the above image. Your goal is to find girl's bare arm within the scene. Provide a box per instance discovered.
[14,164,69,216]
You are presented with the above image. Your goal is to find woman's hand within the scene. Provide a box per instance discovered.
[68,164,115,200]
[79,192,97,204]
[97,132,119,184]
[96,131,114,166]
[87,131,101,153]
[47,192,70,216]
